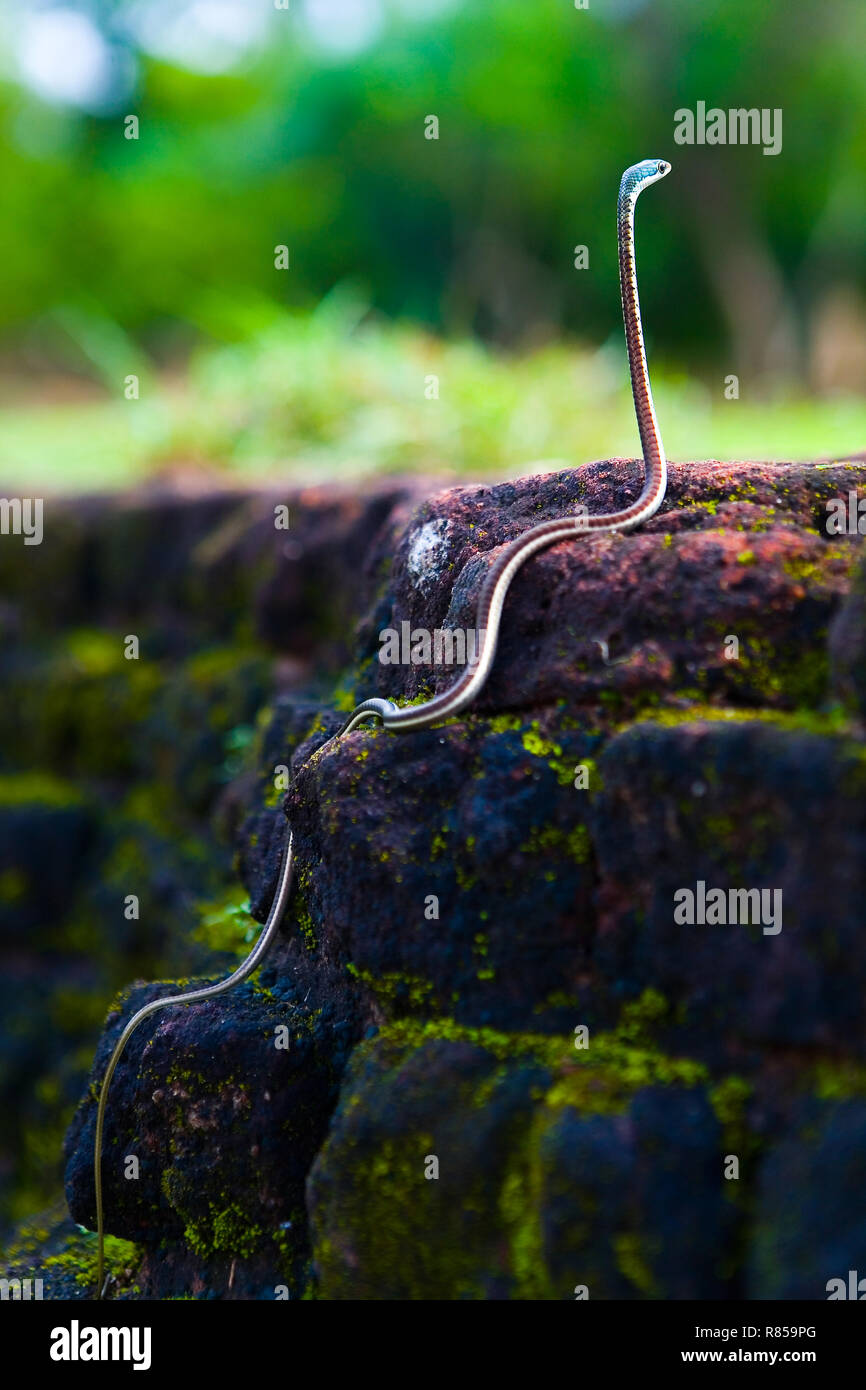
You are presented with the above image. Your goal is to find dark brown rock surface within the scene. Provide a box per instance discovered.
[7,455,866,1299]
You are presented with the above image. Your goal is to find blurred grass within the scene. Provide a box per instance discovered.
[1,297,863,493]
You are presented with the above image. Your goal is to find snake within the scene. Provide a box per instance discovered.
[92,157,671,1298]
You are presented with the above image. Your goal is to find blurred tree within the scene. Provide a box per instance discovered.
[0,0,863,387]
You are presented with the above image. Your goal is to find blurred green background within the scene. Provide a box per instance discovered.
[1,0,865,491]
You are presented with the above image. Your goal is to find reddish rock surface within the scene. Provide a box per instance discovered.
[359,457,866,712]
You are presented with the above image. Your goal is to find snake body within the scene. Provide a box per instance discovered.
[348,158,671,732]
[93,158,671,1297]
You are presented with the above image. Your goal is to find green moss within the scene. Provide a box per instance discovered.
[0,772,84,808]
[499,1132,552,1299]
[302,711,329,740]
[374,1001,706,1115]
[315,993,737,1299]
[3,636,163,780]
[712,611,833,707]
[461,713,583,787]
[781,544,855,586]
[455,862,477,890]
[614,1232,660,1298]
[616,988,669,1040]
[519,728,575,785]
[44,1232,142,1292]
[263,777,286,808]
[682,498,719,516]
[543,1045,706,1114]
[479,713,524,735]
[811,1058,866,1101]
[332,683,358,713]
[62,628,126,677]
[533,989,577,1013]
[521,729,558,759]
[519,821,591,865]
[708,1075,752,1138]
[429,829,448,859]
[617,703,851,738]
[346,962,436,1015]
[292,865,318,951]
[314,1131,491,1298]
[183,1202,264,1259]
[376,1016,545,1060]
[394,690,436,709]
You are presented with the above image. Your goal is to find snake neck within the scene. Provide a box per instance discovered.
[617,186,666,517]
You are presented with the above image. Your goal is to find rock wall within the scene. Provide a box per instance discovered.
[4,455,866,1299]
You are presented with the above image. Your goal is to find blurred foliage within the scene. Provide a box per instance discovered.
[0,0,864,485]
[2,295,865,491]
[3,0,866,356]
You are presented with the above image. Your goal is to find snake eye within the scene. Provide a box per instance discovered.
[656,160,669,176]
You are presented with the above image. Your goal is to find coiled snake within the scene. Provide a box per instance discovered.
[92,158,671,1297]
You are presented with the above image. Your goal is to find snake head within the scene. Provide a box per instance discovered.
[621,159,672,199]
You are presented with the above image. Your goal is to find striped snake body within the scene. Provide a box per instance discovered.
[93,158,671,1297]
